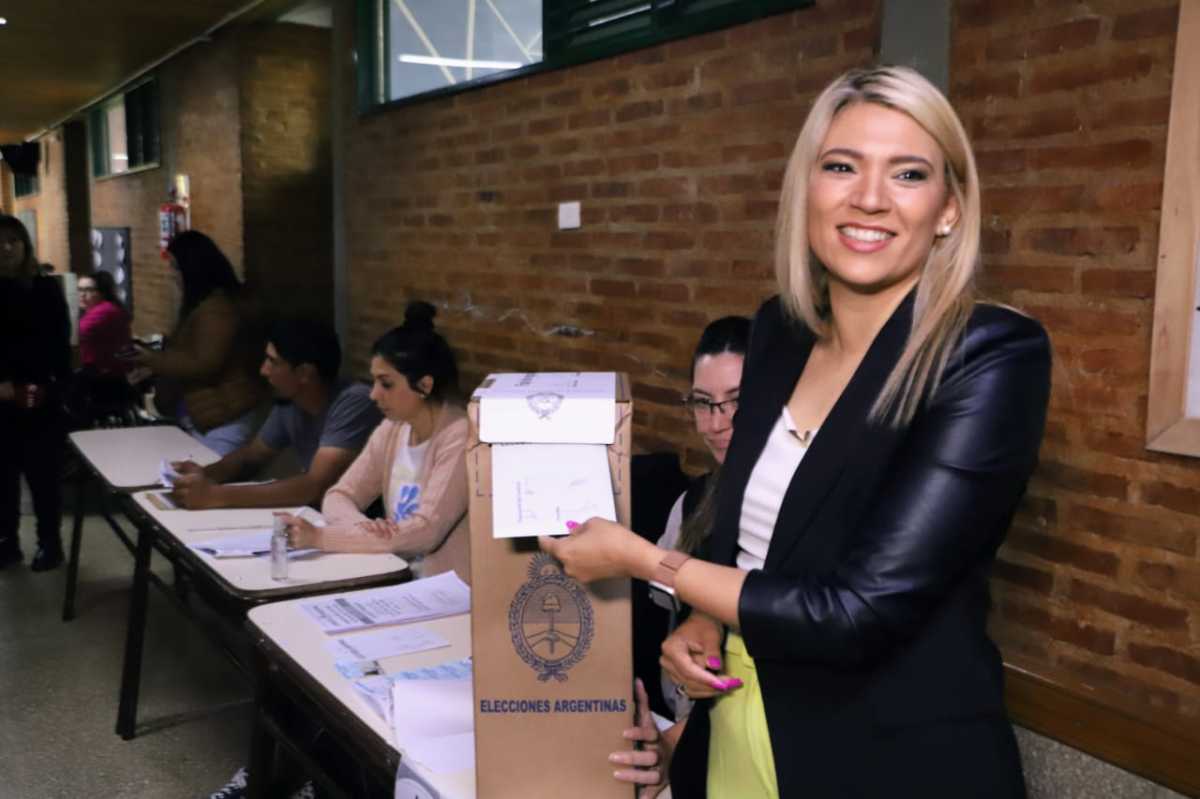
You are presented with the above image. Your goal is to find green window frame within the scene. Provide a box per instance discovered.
[357,0,814,112]
[89,79,161,178]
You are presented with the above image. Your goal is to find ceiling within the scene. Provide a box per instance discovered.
[0,0,320,144]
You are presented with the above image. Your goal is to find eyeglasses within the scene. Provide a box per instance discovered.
[682,395,738,417]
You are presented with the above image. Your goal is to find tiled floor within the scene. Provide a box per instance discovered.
[0,507,253,799]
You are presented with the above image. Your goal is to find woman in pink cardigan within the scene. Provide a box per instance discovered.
[281,301,470,582]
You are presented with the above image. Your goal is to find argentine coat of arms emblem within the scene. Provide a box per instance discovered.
[509,553,594,682]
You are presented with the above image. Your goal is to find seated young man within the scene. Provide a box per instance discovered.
[170,318,381,509]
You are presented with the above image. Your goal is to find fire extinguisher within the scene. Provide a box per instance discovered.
[159,202,189,259]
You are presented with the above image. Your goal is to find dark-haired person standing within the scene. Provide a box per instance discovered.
[0,214,71,571]
[169,318,381,509]
[281,301,471,582]
[131,230,265,455]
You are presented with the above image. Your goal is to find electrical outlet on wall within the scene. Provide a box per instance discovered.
[557,201,581,230]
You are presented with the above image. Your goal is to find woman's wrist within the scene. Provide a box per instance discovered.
[630,536,667,582]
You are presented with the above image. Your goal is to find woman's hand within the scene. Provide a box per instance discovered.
[538,518,659,583]
[661,611,738,697]
[356,518,395,539]
[278,513,321,549]
[609,679,671,798]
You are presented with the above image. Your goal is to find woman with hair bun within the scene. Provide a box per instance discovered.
[282,301,471,582]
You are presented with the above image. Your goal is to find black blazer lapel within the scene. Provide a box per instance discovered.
[761,293,915,573]
[707,301,812,568]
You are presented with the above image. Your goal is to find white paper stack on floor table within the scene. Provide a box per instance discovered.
[467,372,633,799]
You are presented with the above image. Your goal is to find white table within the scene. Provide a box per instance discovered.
[115,491,410,740]
[63,425,221,621]
[69,425,220,491]
[247,595,474,799]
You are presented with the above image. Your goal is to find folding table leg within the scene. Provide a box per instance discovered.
[115,522,154,740]
[61,464,88,622]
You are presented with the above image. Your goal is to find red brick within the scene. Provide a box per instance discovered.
[614,258,665,278]
[568,109,611,130]
[1001,599,1116,655]
[972,107,1082,140]
[1068,579,1189,630]
[589,279,636,298]
[641,68,693,91]
[731,78,793,106]
[1025,227,1140,256]
[637,177,694,198]
[607,153,660,175]
[952,70,1021,100]
[1086,95,1172,131]
[662,203,719,224]
[979,265,1075,294]
[985,18,1102,61]
[1089,182,1162,212]
[1057,655,1182,713]
[669,92,724,115]
[1135,561,1200,602]
[643,231,696,251]
[1141,480,1200,516]
[1007,530,1120,576]
[609,204,661,224]
[991,557,1055,593]
[1112,6,1180,41]
[637,282,690,303]
[1028,139,1155,171]
[1080,269,1156,298]
[1027,53,1155,95]
[983,185,1084,212]
[615,100,664,124]
[1128,643,1200,686]
[1037,460,1129,500]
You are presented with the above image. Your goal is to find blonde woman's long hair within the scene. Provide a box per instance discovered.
[774,65,981,426]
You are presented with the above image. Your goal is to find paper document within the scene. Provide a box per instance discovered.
[302,571,471,634]
[491,443,616,538]
[327,625,450,662]
[391,662,475,773]
[159,459,181,487]
[189,531,317,559]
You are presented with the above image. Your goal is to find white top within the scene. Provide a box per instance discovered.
[130,490,408,595]
[69,426,220,491]
[736,409,814,571]
[248,597,475,797]
[387,426,430,524]
[657,493,685,553]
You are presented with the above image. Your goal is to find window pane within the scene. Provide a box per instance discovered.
[387,0,542,102]
[89,108,109,177]
[106,99,129,175]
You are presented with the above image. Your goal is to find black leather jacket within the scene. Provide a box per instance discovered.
[671,293,1050,798]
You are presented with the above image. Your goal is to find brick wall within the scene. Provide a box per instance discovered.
[238,22,334,322]
[338,0,1198,733]
[340,0,879,461]
[90,36,244,337]
[952,0,1198,724]
[0,162,13,212]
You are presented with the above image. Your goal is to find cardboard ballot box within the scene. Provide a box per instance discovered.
[467,373,633,798]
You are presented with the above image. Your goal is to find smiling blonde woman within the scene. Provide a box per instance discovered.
[541,66,1050,799]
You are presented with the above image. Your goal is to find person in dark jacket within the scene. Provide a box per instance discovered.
[0,214,71,571]
[541,66,1049,798]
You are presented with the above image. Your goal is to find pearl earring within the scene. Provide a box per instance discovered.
[937,225,952,237]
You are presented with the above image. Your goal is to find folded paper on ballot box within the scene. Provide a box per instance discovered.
[467,372,632,798]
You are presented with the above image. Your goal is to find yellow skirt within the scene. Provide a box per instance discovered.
[706,631,779,798]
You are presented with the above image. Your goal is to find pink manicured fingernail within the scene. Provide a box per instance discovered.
[565,520,579,530]
[724,678,744,690]
[706,656,722,670]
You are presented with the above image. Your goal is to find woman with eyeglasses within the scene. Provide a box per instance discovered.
[542,66,1049,798]
[647,316,750,722]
